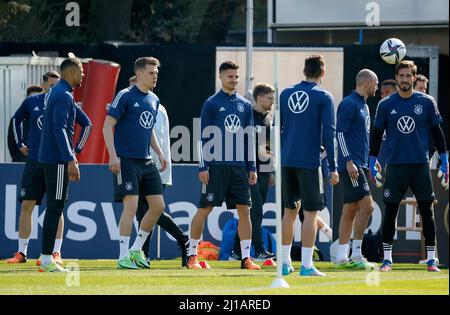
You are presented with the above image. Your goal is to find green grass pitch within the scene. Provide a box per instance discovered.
[0,259,447,295]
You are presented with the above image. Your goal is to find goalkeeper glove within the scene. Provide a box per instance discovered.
[437,152,449,190]
[369,155,383,188]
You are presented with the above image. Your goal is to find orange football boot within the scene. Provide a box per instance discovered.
[186,255,202,269]
[241,257,261,270]
[6,252,27,263]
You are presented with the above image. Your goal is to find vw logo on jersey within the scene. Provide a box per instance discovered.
[139,111,154,129]
[414,104,423,115]
[397,116,415,134]
[37,115,43,130]
[224,114,241,133]
[365,115,371,133]
[237,103,245,112]
[288,91,309,114]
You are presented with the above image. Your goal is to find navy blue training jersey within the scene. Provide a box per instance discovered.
[13,93,91,161]
[38,80,83,164]
[199,90,256,172]
[12,94,45,161]
[280,81,336,171]
[374,91,442,164]
[107,85,159,160]
[336,91,370,171]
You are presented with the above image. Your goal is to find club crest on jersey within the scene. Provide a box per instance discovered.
[37,115,43,130]
[237,103,245,112]
[288,91,309,114]
[125,182,133,191]
[363,183,370,192]
[384,189,391,198]
[414,104,423,115]
[207,193,214,202]
[139,111,154,129]
[224,114,241,133]
[397,116,415,134]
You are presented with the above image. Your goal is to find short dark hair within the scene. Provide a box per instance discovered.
[219,61,239,73]
[60,58,82,73]
[134,57,160,73]
[395,60,417,76]
[415,74,429,84]
[26,85,44,96]
[43,71,60,83]
[129,75,137,83]
[381,79,397,88]
[303,55,325,79]
[253,83,275,100]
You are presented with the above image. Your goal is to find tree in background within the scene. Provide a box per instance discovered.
[129,0,192,42]
[196,0,244,43]
[1,0,268,44]
[0,1,31,40]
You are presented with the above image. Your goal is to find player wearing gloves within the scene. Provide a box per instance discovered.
[369,61,447,272]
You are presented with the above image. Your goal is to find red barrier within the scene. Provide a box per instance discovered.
[73,60,90,154]
[75,60,121,163]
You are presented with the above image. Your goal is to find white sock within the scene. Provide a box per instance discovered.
[351,239,362,259]
[130,229,150,252]
[41,254,53,266]
[189,239,200,256]
[18,238,29,256]
[426,245,436,261]
[336,243,349,262]
[240,239,252,259]
[282,245,292,265]
[383,243,393,262]
[53,239,63,254]
[119,236,130,260]
[320,225,333,241]
[301,247,314,269]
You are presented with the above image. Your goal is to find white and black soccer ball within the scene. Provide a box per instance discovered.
[379,38,406,64]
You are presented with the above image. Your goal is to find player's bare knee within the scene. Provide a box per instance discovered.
[344,203,358,218]
[197,207,213,218]
[238,212,251,224]
[122,206,138,218]
[284,207,298,219]
[364,204,375,216]
[155,201,165,213]
[303,210,318,223]
[21,200,36,213]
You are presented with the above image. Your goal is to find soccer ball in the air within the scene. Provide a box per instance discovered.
[379,38,406,64]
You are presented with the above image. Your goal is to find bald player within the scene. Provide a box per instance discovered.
[334,69,379,269]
